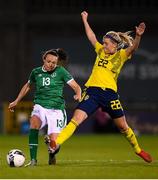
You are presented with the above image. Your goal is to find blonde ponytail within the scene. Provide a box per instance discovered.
[118,31,133,48]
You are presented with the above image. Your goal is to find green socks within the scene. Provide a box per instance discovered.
[29,129,39,160]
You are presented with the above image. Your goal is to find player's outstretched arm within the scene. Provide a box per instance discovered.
[81,11,98,47]
[68,80,82,102]
[126,22,146,57]
[8,82,31,112]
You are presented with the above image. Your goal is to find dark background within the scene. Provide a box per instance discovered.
[0,0,158,134]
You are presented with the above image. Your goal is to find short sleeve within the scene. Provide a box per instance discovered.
[95,41,104,54]
[120,49,131,62]
[28,70,35,84]
[61,67,73,83]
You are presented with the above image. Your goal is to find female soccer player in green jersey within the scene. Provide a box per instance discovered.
[8,48,81,166]
[50,11,152,163]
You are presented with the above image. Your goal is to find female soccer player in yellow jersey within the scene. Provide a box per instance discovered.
[8,48,81,166]
[50,11,152,163]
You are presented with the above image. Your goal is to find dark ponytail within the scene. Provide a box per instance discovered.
[56,48,68,62]
[56,48,68,66]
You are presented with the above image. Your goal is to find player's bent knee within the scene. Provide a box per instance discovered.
[73,110,88,125]
[30,116,42,129]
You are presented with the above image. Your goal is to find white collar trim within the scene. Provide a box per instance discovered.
[42,66,47,72]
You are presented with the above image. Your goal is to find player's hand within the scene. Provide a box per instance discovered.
[136,22,146,36]
[81,11,88,21]
[73,94,81,102]
[8,101,18,112]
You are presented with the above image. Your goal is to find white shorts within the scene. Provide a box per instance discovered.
[31,104,67,135]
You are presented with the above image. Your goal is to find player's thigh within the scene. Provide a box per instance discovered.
[102,91,124,120]
[47,109,67,135]
[30,115,42,129]
[31,104,47,129]
[75,88,99,123]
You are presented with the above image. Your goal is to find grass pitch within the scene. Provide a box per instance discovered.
[0,134,157,179]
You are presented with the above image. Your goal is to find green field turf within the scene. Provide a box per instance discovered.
[0,134,157,179]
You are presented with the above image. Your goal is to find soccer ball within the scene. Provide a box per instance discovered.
[6,149,25,167]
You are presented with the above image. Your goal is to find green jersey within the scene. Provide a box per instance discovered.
[28,66,73,109]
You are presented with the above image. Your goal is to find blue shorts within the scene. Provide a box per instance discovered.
[76,87,124,119]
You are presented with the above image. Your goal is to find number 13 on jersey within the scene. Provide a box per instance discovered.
[42,77,50,86]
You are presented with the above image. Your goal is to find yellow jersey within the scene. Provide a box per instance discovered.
[85,41,130,92]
